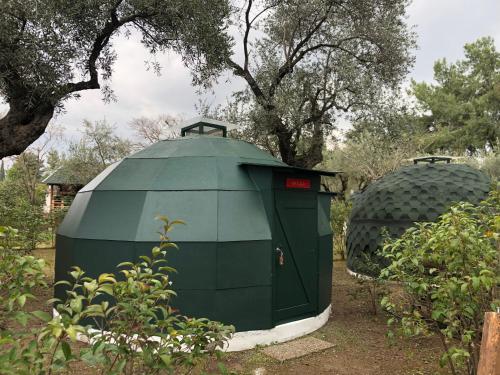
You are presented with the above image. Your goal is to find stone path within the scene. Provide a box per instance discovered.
[261,336,334,361]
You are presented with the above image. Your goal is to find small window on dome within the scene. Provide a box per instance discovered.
[180,118,236,138]
[183,126,225,137]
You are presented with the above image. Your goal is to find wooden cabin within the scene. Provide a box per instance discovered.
[43,168,85,213]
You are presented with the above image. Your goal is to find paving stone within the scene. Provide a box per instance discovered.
[261,336,333,361]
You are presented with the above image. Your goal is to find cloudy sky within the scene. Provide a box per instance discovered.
[2,0,500,141]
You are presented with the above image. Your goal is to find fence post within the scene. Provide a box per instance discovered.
[477,311,500,375]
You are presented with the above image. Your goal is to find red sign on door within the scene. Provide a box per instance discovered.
[285,178,311,189]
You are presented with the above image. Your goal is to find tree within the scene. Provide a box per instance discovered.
[6,123,61,204]
[345,93,421,143]
[129,114,181,146]
[321,131,419,194]
[7,152,44,206]
[0,153,47,251]
[226,0,415,168]
[411,37,500,154]
[0,124,63,250]
[0,0,231,158]
[45,149,61,176]
[81,120,133,168]
[0,160,4,182]
[58,120,133,185]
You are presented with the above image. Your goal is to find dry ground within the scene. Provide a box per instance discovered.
[25,249,449,375]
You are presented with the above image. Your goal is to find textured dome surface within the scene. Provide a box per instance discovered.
[346,163,491,276]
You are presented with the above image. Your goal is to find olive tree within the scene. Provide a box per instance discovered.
[321,132,419,196]
[0,0,231,158]
[226,0,416,167]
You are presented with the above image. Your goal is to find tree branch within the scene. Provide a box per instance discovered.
[267,3,334,98]
[226,58,271,110]
[249,2,280,25]
[243,0,253,71]
[59,11,151,96]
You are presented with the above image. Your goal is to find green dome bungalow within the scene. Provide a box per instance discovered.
[346,157,491,277]
[55,118,336,350]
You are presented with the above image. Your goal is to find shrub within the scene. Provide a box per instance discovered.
[46,207,68,247]
[330,199,351,260]
[348,253,388,315]
[380,191,499,375]
[0,226,49,374]
[0,226,47,327]
[0,217,234,374]
[0,180,48,252]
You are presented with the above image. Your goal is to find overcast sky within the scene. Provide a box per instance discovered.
[2,0,500,142]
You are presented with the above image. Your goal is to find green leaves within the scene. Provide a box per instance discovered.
[411,37,500,153]
[32,310,52,323]
[0,0,232,157]
[83,280,98,293]
[379,192,499,374]
[0,216,234,374]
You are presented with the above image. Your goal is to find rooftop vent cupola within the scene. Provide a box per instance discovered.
[180,117,235,137]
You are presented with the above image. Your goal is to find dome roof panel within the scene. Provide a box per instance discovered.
[135,191,218,242]
[79,136,287,192]
[94,157,219,191]
[215,158,258,191]
[217,191,272,241]
[61,191,147,241]
[80,160,123,192]
[129,137,283,162]
[57,192,92,237]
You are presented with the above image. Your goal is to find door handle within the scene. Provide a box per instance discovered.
[276,247,285,266]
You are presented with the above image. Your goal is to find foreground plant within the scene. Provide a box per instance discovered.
[380,191,499,375]
[0,217,234,374]
[0,225,52,374]
[330,199,351,260]
[348,253,387,316]
[0,226,47,327]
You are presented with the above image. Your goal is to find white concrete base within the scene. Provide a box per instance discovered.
[54,305,332,352]
[346,267,374,280]
[224,305,331,352]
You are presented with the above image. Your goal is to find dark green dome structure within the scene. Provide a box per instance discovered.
[55,118,335,346]
[346,157,491,277]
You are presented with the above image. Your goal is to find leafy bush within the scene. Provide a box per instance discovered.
[330,199,351,260]
[0,217,234,374]
[0,179,47,252]
[46,207,68,247]
[0,226,50,375]
[0,226,47,328]
[380,191,499,375]
[348,253,388,315]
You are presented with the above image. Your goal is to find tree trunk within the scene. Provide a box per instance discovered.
[0,101,54,158]
[477,312,500,375]
[267,114,325,169]
[294,126,325,169]
[270,118,295,166]
[337,174,349,200]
